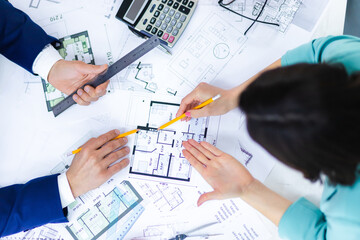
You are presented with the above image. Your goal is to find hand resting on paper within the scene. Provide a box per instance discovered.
[182,139,255,206]
[66,130,130,198]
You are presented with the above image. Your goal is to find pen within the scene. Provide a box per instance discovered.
[158,94,221,130]
[67,129,139,156]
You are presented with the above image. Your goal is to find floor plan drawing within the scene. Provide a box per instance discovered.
[168,13,247,88]
[251,0,303,32]
[137,182,185,212]
[129,101,209,183]
[42,31,95,111]
[237,140,253,167]
[1,224,67,240]
[66,180,144,240]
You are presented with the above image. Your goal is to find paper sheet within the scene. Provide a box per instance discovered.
[0,0,331,239]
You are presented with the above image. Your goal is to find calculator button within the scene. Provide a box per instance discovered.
[172,29,179,36]
[173,2,179,9]
[176,22,183,29]
[163,6,169,13]
[179,5,190,15]
[161,23,168,30]
[165,16,171,23]
[174,12,181,19]
[150,17,156,24]
[161,0,167,3]
[157,30,164,37]
[159,13,166,20]
[143,19,148,25]
[158,4,164,10]
[168,36,175,43]
[162,33,169,40]
[146,25,152,31]
[151,27,158,34]
[188,1,194,8]
[154,10,160,17]
[169,9,175,16]
[170,19,177,26]
[150,4,156,12]
[166,26,173,33]
[167,0,174,6]
[183,0,189,4]
[180,15,187,22]
[155,20,162,27]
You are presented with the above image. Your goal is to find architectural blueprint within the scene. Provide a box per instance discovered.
[168,13,247,88]
[42,31,95,111]
[65,180,143,240]
[201,0,303,33]
[128,99,220,184]
[1,224,66,240]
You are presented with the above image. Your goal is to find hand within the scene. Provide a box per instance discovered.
[66,130,130,198]
[182,139,255,206]
[48,60,110,106]
[176,83,239,121]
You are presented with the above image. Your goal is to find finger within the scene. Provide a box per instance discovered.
[77,88,98,103]
[182,149,205,175]
[102,146,130,167]
[73,94,90,106]
[84,85,99,99]
[98,137,127,157]
[176,91,199,118]
[183,141,209,165]
[88,129,120,149]
[95,80,109,97]
[200,141,223,157]
[106,158,130,177]
[187,107,211,119]
[197,191,221,206]
[188,139,215,160]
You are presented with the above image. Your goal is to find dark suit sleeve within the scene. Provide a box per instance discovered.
[0,0,57,73]
[0,174,68,237]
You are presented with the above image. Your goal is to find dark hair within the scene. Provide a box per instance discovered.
[239,63,360,185]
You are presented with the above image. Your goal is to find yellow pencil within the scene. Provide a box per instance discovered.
[158,94,221,130]
[68,129,139,156]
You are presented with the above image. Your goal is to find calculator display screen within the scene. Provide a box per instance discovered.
[123,0,148,24]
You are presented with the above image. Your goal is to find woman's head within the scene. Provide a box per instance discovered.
[239,63,360,185]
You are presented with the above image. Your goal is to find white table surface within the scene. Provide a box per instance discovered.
[0,0,348,239]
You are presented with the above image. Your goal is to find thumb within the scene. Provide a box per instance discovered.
[197,191,220,206]
[78,63,108,75]
[187,107,210,118]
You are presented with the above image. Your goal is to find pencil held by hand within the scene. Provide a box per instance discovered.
[67,129,139,156]
[158,94,221,130]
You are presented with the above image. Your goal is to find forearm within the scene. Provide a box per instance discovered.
[0,0,57,73]
[240,179,292,226]
[0,175,67,237]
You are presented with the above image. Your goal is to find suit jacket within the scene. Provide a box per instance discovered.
[0,0,57,73]
[0,0,66,237]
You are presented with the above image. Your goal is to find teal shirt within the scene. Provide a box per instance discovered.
[278,35,360,240]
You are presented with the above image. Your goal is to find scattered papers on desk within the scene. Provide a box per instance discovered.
[1,0,330,239]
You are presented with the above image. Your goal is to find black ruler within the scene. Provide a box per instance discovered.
[52,35,160,117]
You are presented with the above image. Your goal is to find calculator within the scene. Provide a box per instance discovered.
[116,0,198,48]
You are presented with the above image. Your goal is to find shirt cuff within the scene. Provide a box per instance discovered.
[57,173,75,208]
[32,44,62,81]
